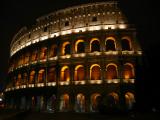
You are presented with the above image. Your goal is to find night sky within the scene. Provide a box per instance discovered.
[1,0,160,110]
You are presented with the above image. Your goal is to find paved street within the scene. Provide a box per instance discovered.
[0,109,160,120]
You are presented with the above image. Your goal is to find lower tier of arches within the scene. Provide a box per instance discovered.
[4,86,135,112]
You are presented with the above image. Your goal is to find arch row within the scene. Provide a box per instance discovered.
[10,36,133,70]
[6,92,135,112]
[12,63,134,87]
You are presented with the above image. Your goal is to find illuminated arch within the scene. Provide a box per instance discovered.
[74,65,85,81]
[31,50,38,61]
[48,68,56,82]
[75,93,85,112]
[106,63,118,79]
[106,37,116,51]
[24,52,30,64]
[90,93,101,112]
[121,36,132,51]
[125,92,135,110]
[16,74,21,86]
[90,38,100,52]
[123,63,135,79]
[38,69,45,83]
[90,64,101,80]
[59,94,70,111]
[49,44,57,57]
[23,73,28,84]
[75,40,85,53]
[60,66,70,81]
[62,42,70,55]
[40,47,47,60]
[29,70,35,84]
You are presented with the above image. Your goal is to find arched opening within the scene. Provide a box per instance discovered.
[40,47,47,60]
[75,93,85,112]
[60,66,70,81]
[90,93,101,112]
[31,96,36,109]
[47,94,56,112]
[106,64,118,79]
[123,63,134,79]
[38,69,45,83]
[23,73,27,85]
[90,38,100,52]
[19,55,24,65]
[105,39,116,51]
[90,64,101,80]
[36,96,44,110]
[20,96,26,110]
[48,68,56,82]
[31,50,38,61]
[24,53,30,64]
[59,94,69,112]
[62,42,71,55]
[121,37,131,51]
[29,70,35,84]
[125,92,135,110]
[75,40,85,53]
[74,65,85,81]
[16,74,21,86]
[50,45,57,57]
[107,92,119,109]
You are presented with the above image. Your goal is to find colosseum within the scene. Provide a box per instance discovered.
[4,1,142,112]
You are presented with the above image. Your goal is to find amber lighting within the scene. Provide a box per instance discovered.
[49,45,57,57]
[106,63,118,79]
[29,71,35,84]
[74,65,85,81]
[48,68,56,82]
[38,69,45,83]
[11,24,129,56]
[62,42,70,55]
[108,92,119,103]
[40,47,47,60]
[91,93,101,111]
[90,64,101,80]
[123,63,134,79]
[75,40,85,53]
[60,94,69,111]
[60,66,70,81]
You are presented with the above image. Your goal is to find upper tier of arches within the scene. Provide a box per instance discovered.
[9,35,141,71]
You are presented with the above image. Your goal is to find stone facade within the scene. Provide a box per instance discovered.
[5,1,142,112]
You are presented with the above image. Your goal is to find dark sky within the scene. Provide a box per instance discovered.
[1,0,160,109]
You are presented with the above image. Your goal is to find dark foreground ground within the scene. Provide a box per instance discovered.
[0,109,160,120]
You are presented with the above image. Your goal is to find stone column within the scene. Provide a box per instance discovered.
[85,93,90,112]
[45,67,48,85]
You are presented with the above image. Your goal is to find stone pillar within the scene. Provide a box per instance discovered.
[70,64,74,84]
[115,33,122,51]
[85,93,90,112]
[85,63,90,84]
[35,69,38,86]
[69,93,75,112]
[45,67,48,85]
[101,59,106,83]
[85,36,90,53]
[118,59,126,111]
[99,32,106,52]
